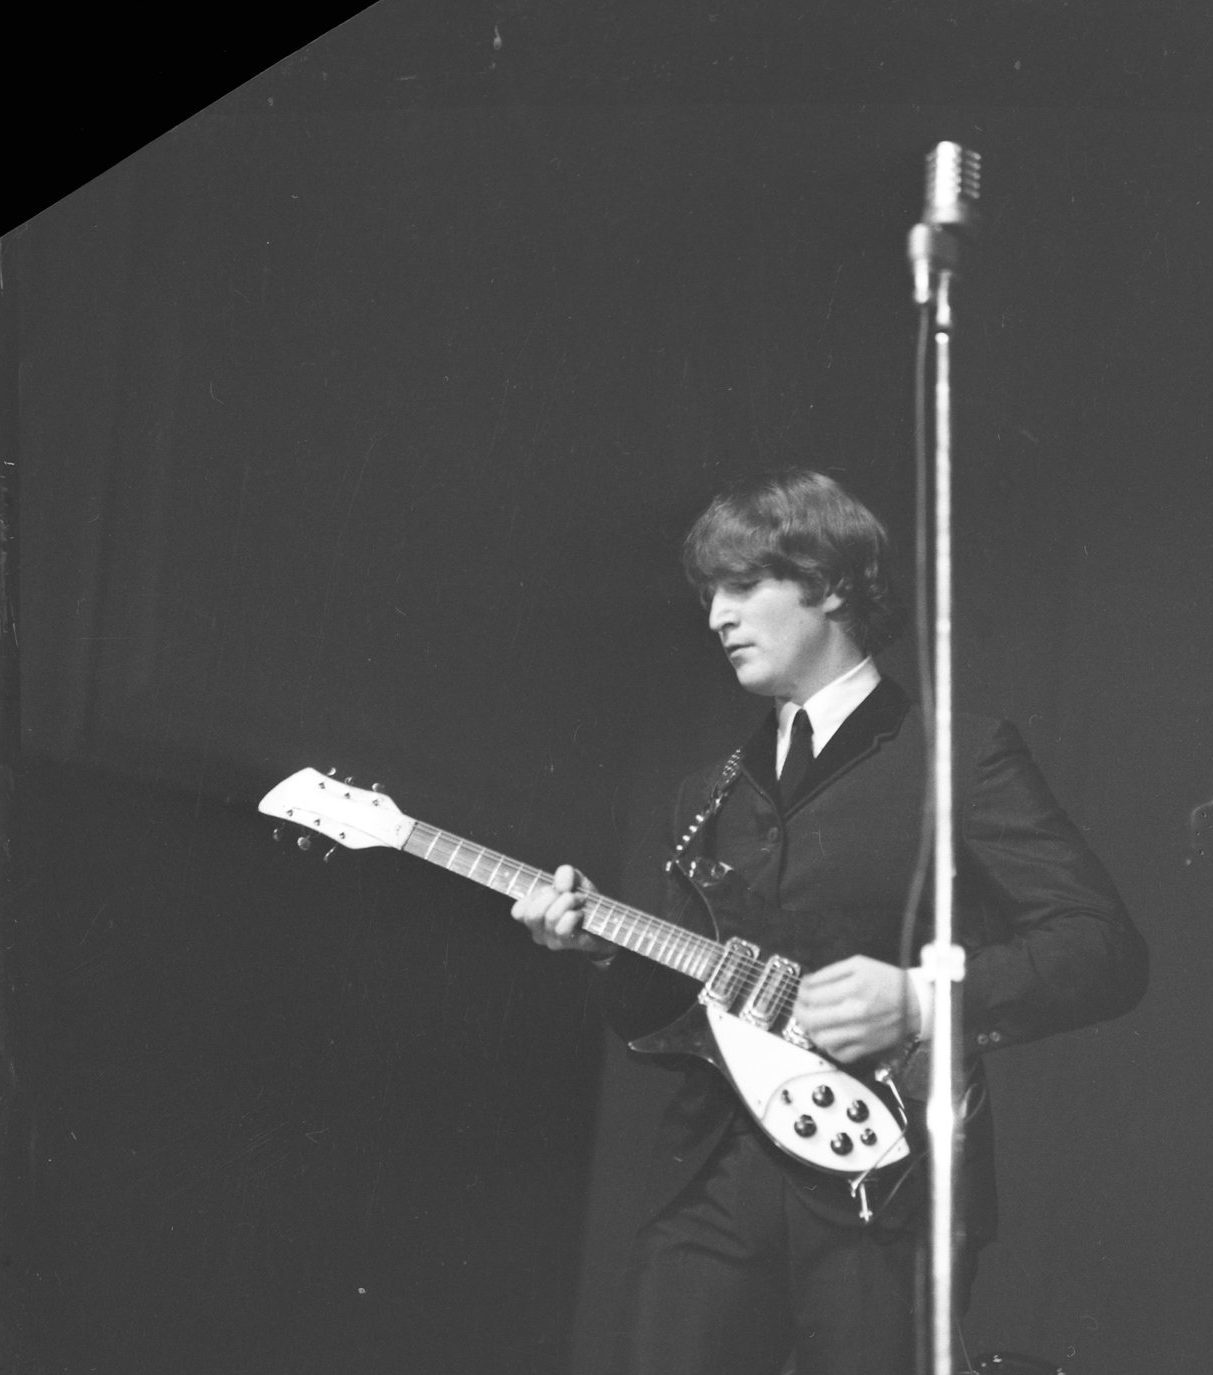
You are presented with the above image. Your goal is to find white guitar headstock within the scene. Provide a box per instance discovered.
[258,767,415,851]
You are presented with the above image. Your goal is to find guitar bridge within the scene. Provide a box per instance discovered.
[700,938,759,1008]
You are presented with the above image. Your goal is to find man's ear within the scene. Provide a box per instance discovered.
[821,587,846,615]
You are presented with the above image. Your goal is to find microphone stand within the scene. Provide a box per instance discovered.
[924,268,965,1375]
[907,146,978,1375]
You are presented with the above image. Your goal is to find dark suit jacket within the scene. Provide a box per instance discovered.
[604,677,1148,1239]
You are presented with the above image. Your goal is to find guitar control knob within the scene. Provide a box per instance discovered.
[793,1116,817,1139]
[846,1101,870,1123]
[830,1133,854,1156]
[297,835,313,852]
[860,1128,878,1147]
[812,1085,835,1108]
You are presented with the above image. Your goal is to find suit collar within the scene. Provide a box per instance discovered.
[740,676,913,810]
[776,655,881,759]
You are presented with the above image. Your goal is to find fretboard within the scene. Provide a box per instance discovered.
[402,822,722,983]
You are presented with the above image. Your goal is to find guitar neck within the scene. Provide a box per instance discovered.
[401,821,721,983]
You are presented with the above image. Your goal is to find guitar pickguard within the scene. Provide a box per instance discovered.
[704,1003,910,1175]
[627,860,911,1179]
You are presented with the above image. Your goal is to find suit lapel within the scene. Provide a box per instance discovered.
[791,677,911,810]
[739,677,913,813]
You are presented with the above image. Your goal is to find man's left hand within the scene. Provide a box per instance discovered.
[793,956,920,1062]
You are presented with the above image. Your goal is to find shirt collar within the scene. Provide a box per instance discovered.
[776,657,881,759]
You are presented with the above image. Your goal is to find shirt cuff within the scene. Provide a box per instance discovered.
[907,966,934,1040]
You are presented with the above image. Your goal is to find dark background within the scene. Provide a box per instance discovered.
[3,4,1212,1372]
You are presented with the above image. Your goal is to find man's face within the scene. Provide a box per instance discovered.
[707,576,844,702]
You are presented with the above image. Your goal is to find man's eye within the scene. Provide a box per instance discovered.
[704,579,757,607]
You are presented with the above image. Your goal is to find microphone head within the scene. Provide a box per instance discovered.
[923,141,981,232]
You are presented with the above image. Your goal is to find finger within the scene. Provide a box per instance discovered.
[795,982,860,1022]
[552,864,582,893]
[515,890,577,929]
[802,958,861,989]
[797,1009,852,1044]
[826,1039,867,1064]
[549,903,590,938]
[511,885,556,919]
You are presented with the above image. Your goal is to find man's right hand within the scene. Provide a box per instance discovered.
[510,863,615,959]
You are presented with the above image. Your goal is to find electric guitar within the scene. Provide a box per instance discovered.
[259,767,913,1214]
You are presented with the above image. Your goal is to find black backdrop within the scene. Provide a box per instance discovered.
[3,5,1212,1373]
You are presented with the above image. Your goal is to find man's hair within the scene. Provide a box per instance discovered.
[681,468,905,655]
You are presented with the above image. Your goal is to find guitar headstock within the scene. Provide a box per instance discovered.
[258,768,415,851]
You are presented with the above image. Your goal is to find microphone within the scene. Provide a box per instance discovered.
[907,141,981,305]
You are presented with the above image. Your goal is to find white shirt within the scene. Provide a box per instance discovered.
[775,655,881,774]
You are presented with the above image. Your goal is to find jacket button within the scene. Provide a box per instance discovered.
[976,1033,990,1047]
[989,1030,1002,1044]
[766,827,781,843]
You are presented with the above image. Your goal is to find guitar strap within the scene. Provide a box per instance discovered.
[665,745,745,870]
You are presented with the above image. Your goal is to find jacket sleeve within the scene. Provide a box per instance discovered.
[955,719,1148,1055]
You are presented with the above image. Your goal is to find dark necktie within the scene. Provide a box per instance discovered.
[778,709,814,806]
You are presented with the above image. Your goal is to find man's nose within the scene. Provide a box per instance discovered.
[708,590,736,633]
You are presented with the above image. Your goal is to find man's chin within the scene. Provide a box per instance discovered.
[732,668,775,697]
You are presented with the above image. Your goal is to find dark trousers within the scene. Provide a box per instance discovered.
[621,1124,968,1375]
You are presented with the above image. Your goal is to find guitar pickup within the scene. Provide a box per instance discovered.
[740,955,801,1031]
[700,938,759,1009]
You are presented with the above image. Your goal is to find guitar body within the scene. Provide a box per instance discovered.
[627,859,912,1181]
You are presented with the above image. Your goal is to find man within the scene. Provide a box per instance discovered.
[512,469,1147,1375]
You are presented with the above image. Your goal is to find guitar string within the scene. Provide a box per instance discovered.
[295,797,802,1022]
[407,821,807,1022]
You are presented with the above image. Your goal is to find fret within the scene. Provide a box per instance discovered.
[583,900,614,941]
[400,817,726,984]
[668,931,689,974]
[468,847,498,885]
